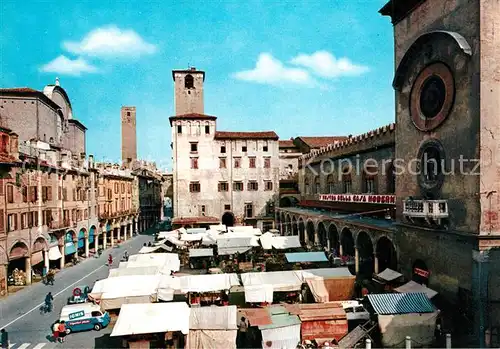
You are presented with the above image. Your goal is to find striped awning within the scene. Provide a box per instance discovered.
[367,292,435,315]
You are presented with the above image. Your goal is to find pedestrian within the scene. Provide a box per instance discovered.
[238,316,248,348]
[58,321,66,343]
[45,292,54,313]
[1,328,8,349]
[52,321,60,342]
[108,254,113,266]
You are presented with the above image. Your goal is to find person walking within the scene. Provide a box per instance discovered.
[47,269,55,285]
[1,329,8,349]
[107,254,113,266]
[58,321,66,343]
[237,316,248,348]
[45,292,54,313]
[52,321,60,343]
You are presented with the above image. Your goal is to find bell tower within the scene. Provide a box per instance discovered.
[172,67,205,115]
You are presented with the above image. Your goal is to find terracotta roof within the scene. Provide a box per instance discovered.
[169,113,217,125]
[172,216,219,224]
[214,131,279,140]
[297,136,348,149]
[0,87,62,110]
[279,140,296,148]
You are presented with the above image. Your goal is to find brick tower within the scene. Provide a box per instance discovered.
[121,106,137,166]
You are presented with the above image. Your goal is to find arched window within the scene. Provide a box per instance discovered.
[327,175,335,193]
[342,166,352,193]
[314,176,320,194]
[304,177,310,195]
[185,74,194,89]
[386,160,395,194]
[363,164,378,194]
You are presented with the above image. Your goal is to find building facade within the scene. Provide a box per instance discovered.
[170,68,280,230]
[277,0,500,345]
[133,167,162,232]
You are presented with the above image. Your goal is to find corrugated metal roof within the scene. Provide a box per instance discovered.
[285,252,328,263]
[367,292,435,315]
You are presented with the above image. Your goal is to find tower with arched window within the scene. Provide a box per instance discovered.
[172,67,205,115]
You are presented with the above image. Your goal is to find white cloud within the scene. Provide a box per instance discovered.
[290,51,369,78]
[39,55,98,76]
[63,25,157,59]
[233,53,314,86]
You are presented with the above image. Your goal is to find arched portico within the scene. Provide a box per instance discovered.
[317,222,327,248]
[328,224,340,254]
[306,220,315,245]
[8,241,30,285]
[357,231,375,277]
[292,217,298,236]
[340,228,355,257]
[77,228,87,256]
[298,218,305,246]
[376,236,398,272]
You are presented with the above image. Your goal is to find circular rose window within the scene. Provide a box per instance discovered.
[410,62,455,131]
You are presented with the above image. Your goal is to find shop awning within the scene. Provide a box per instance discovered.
[189,248,214,258]
[285,252,328,263]
[367,292,436,315]
[31,251,44,265]
[48,246,62,260]
[65,241,76,255]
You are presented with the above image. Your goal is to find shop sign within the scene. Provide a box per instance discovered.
[319,194,396,204]
[69,310,85,320]
[413,267,430,278]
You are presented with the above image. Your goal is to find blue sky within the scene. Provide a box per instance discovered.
[0,0,394,171]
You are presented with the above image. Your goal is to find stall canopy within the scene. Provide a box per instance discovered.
[260,233,301,250]
[367,293,436,315]
[158,230,181,239]
[285,252,328,263]
[209,224,226,232]
[189,248,214,258]
[217,235,256,255]
[126,253,180,273]
[376,268,403,282]
[188,305,238,349]
[111,302,191,337]
[186,228,207,234]
[176,273,240,293]
[139,244,173,254]
[298,268,355,303]
[242,270,303,292]
[108,266,160,278]
[48,246,62,260]
[258,306,301,349]
[395,281,438,299]
[181,233,206,242]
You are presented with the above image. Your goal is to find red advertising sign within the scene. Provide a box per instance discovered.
[413,267,430,278]
[319,194,396,204]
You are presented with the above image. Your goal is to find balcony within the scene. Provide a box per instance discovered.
[49,219,70,230]
[403,199,449,220]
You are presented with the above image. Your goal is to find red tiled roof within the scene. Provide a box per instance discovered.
[279,140,296,148]
[172,216,219,224]
[214,131,279,140]
[297,136,348,148]
[169,113,217,125]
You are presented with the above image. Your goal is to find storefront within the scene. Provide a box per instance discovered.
[89,226,96,251]
[65,232,77,261]
[77,229,86,256]
[8,242,29,287]
[31,237,47,278]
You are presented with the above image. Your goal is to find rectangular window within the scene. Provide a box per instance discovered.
[21,213,27,229]
[263,145,268,152]
[245,203,253,218]
[218,182,229,192]
[191,158,199,169]
[7,185,13,203]
[249,157,256,168]
[248,181,258,191]
[189,182,201,193]
[219,158,226,169]
[127,112,131,116]
[234,157,241,168]
[7,213,16,232]
[233,182,243,191]
[121,183,125,193]
[242,146,247,152]
[224,204,231,211]
[220,146,226,153]
[0,209,5,232]
[205,125,210,134]
[114,183,118,193]
[30,186,37,202]
[177,125,182,134]
[190,142,198,153]
[365,178,376,194]
[264,157,271,169]
[343,178,352,194]
[201,205,206,215]
[265,181,273,191]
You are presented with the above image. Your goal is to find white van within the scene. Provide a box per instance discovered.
[59,303,110,334]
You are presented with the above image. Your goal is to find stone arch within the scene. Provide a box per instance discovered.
[357,231,375,276]
[9,240,29,260]
[298,218,305,245]
[340,228,355,256]
[32,236,48,252]
[306,219,315,245]
[77,227,87,253]
[89,225,97,248]
[327,223,340,253]
[317,221,327,248]
[292,216,298,236]
[0,246,7,265]
[284,214,291,235]
[376,236,398,271]
[65,230,76,242]
[393,30,472,90]
[221,211,235,227]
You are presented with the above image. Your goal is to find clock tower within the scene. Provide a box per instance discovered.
[121,106,137,166]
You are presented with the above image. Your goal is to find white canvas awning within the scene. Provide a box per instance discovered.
[181,233,205,242]
[395,281,438,299]
[166,236,187,247]
[108,266,160,278]
[48,246,62,260]
[158,230,180,239]
[186,228,207,234]
[244,284,274,303]
[176,273,240,293]
[218,247,252,255]
[209,224,226,232]
[296,267,353,282]
[260,234,301,250]
[139,244,173,254]
[189,248,214,258]
[190,305,238,330]
[111,302,191,336]
[241,270,302,292]
[228,226,255,234]
[376,268,403,282]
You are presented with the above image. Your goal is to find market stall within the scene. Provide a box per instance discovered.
[187,305,238,349]
[372,268,404,292]
[241,270,303,304]
[188,248,215,269]
[258,306,301,349]
[284,252,330,269]
[297,267,356,303]
[138,244,173,254]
